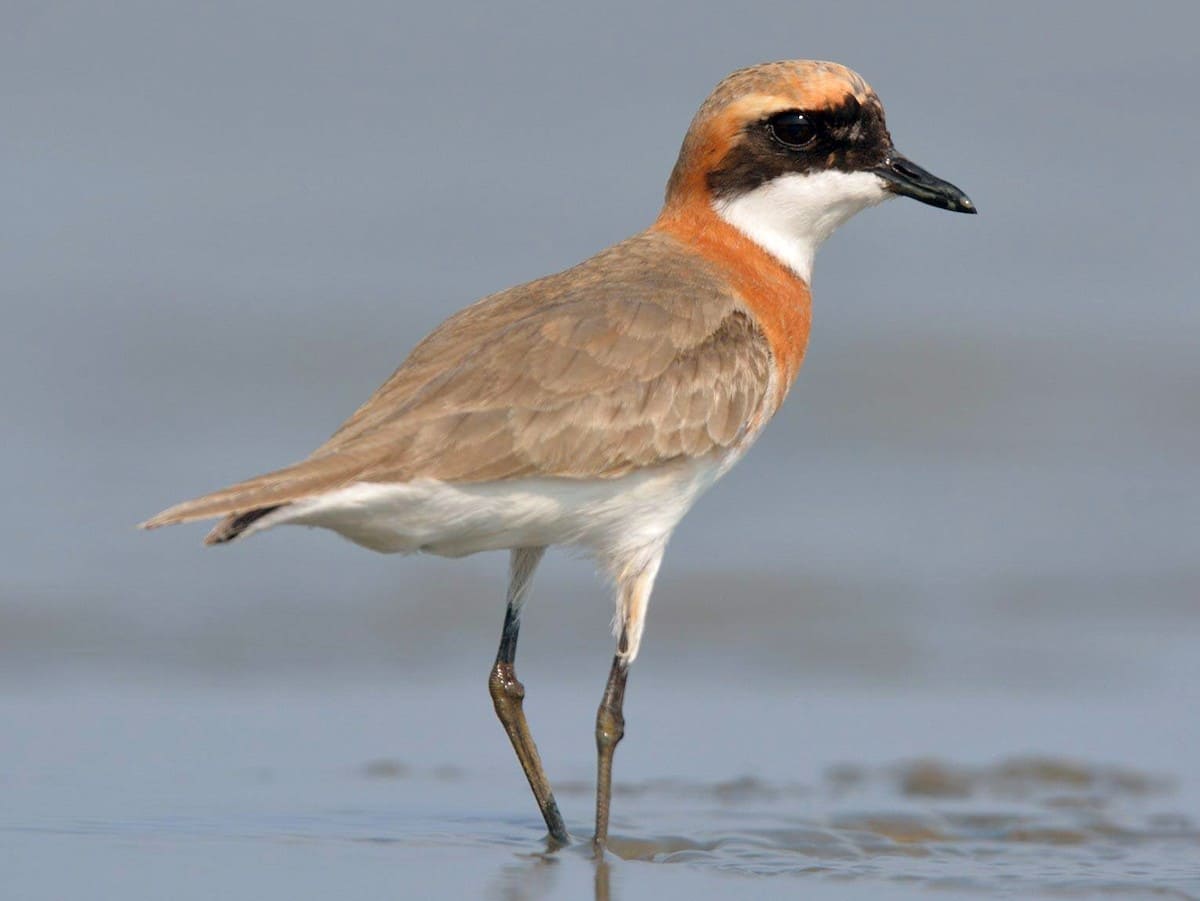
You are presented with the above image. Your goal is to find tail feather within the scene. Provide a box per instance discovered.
[140,456,355,536]
[203,505,285,545]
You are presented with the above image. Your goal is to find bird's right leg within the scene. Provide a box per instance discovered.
[488,546,570,845]
[593,544,664,853]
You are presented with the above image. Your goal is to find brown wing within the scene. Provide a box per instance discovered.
[141,230,772,529]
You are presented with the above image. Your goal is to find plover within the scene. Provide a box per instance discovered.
[143,60,975,850]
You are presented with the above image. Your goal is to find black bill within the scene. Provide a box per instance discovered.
[874,153,976,213]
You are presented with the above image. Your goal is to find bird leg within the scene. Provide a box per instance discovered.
[488,548,569,845]
[592,547,662,852]
[592,635,630,852]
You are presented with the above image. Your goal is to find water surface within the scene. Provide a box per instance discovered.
[4,662,1197,899]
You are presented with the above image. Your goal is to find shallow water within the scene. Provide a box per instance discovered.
[4,674,1198,899]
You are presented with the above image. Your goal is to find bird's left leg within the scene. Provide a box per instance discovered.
[593,546,664,852]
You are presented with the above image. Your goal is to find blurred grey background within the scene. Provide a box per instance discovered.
[2,0,1197,690]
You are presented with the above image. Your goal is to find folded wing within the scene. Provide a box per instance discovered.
[141,232,772,531]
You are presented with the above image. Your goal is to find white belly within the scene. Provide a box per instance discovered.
[240,455,733,565]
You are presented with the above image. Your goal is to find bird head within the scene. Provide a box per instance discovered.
[663,61,975,282]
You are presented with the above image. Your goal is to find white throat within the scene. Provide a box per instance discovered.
[713,170,889,284]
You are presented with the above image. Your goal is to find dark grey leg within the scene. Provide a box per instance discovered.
[488,548,569,845]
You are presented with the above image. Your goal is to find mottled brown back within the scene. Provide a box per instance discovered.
[143,229,774,530]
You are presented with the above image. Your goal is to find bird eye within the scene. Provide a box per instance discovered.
[766,111,817,149]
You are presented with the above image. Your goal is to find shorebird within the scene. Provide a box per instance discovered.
[143,60,974,850]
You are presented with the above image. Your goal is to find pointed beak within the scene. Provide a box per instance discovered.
[873,152,976,214]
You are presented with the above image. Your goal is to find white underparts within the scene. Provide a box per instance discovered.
[242,463,725,660]
[506,546,544,614]
[235,458,737,661]
[713,170,890,283]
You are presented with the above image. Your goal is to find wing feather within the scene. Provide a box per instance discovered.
[142,230,773,530]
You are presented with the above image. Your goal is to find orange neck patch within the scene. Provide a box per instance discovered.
[653,199,812,392]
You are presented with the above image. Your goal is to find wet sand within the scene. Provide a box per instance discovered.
[4,670,1197,899]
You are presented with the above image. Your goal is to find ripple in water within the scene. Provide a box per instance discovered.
[514,756,1199,897]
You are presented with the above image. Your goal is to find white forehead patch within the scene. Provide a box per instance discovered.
[713,171,890,284]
